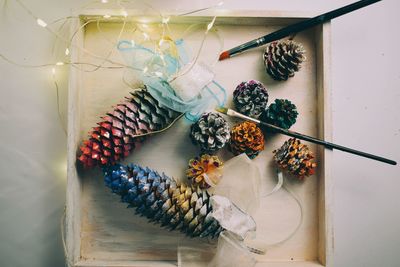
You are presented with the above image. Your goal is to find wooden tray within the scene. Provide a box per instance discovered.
[66,9,333,267]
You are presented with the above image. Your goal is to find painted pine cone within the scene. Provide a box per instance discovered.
[190,112,231,153]
[186,154,223,189]
[103,163,223,238]
[263,40,306,81]
[229,121,265,159]
[78,89,180,168]
[233,80,269,118]
[273,138,317,180]
[261,99,298,129]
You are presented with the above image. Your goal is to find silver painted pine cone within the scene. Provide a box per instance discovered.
[190,112,231,153]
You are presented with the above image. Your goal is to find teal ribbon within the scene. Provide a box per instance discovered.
[117,39,226,122]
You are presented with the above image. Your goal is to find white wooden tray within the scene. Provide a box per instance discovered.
[66,9,333,267]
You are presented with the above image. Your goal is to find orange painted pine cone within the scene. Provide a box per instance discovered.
[229,121,265,159]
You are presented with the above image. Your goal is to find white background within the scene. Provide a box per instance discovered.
[0,0,399,266]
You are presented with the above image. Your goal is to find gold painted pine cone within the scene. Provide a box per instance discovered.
[273,138,317,180]
[229,121,265,159]
[186,154,223,189]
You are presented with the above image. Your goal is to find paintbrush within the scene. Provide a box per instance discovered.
[219,0,382,60]
[215,107,397,166]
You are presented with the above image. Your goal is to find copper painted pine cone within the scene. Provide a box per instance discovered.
[229,121,265,159]
[273,138,317,180]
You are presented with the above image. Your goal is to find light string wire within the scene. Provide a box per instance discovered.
[52,70,67,135]
[3,0,224,118]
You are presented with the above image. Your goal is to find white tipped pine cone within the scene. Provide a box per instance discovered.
[263,40,306,81]
[190,112,231,153]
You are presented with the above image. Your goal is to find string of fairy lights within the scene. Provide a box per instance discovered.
[1,0,223,137]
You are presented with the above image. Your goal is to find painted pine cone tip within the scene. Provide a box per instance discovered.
[261,99,298,130]
[229,121,265,159]
[273,138,317,180]
[190,112,231,153]
[263,40,306,81]
[78,89,180,168]
[233,80,269,118]
[186,154,223,189]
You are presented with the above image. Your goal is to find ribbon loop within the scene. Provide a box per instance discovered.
[118,38,226,122]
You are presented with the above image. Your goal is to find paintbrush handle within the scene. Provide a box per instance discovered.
[222,0,382,59]
[260,121,397,166]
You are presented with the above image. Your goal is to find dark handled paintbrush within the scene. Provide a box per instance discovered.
[216,107,397,166]
[219,0,382,60]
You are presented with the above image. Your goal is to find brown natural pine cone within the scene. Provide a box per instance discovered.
[263,40,306,81]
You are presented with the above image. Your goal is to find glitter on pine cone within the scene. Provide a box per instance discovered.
[78,89,181,168]
[261,99,298,130]
[186,154,223,189]
[273,138,317,180]
[103,163,223,238]
[263,40,306,81]
[229,121,265,159]
[233,80,269,118]
[190,112,231,153]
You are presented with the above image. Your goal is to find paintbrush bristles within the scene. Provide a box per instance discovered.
[215,107,260,124]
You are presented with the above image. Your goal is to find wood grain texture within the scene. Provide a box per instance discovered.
[66,10,333,267]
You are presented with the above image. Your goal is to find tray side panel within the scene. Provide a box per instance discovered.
[316,22,334,267]
[66,18,85,265]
